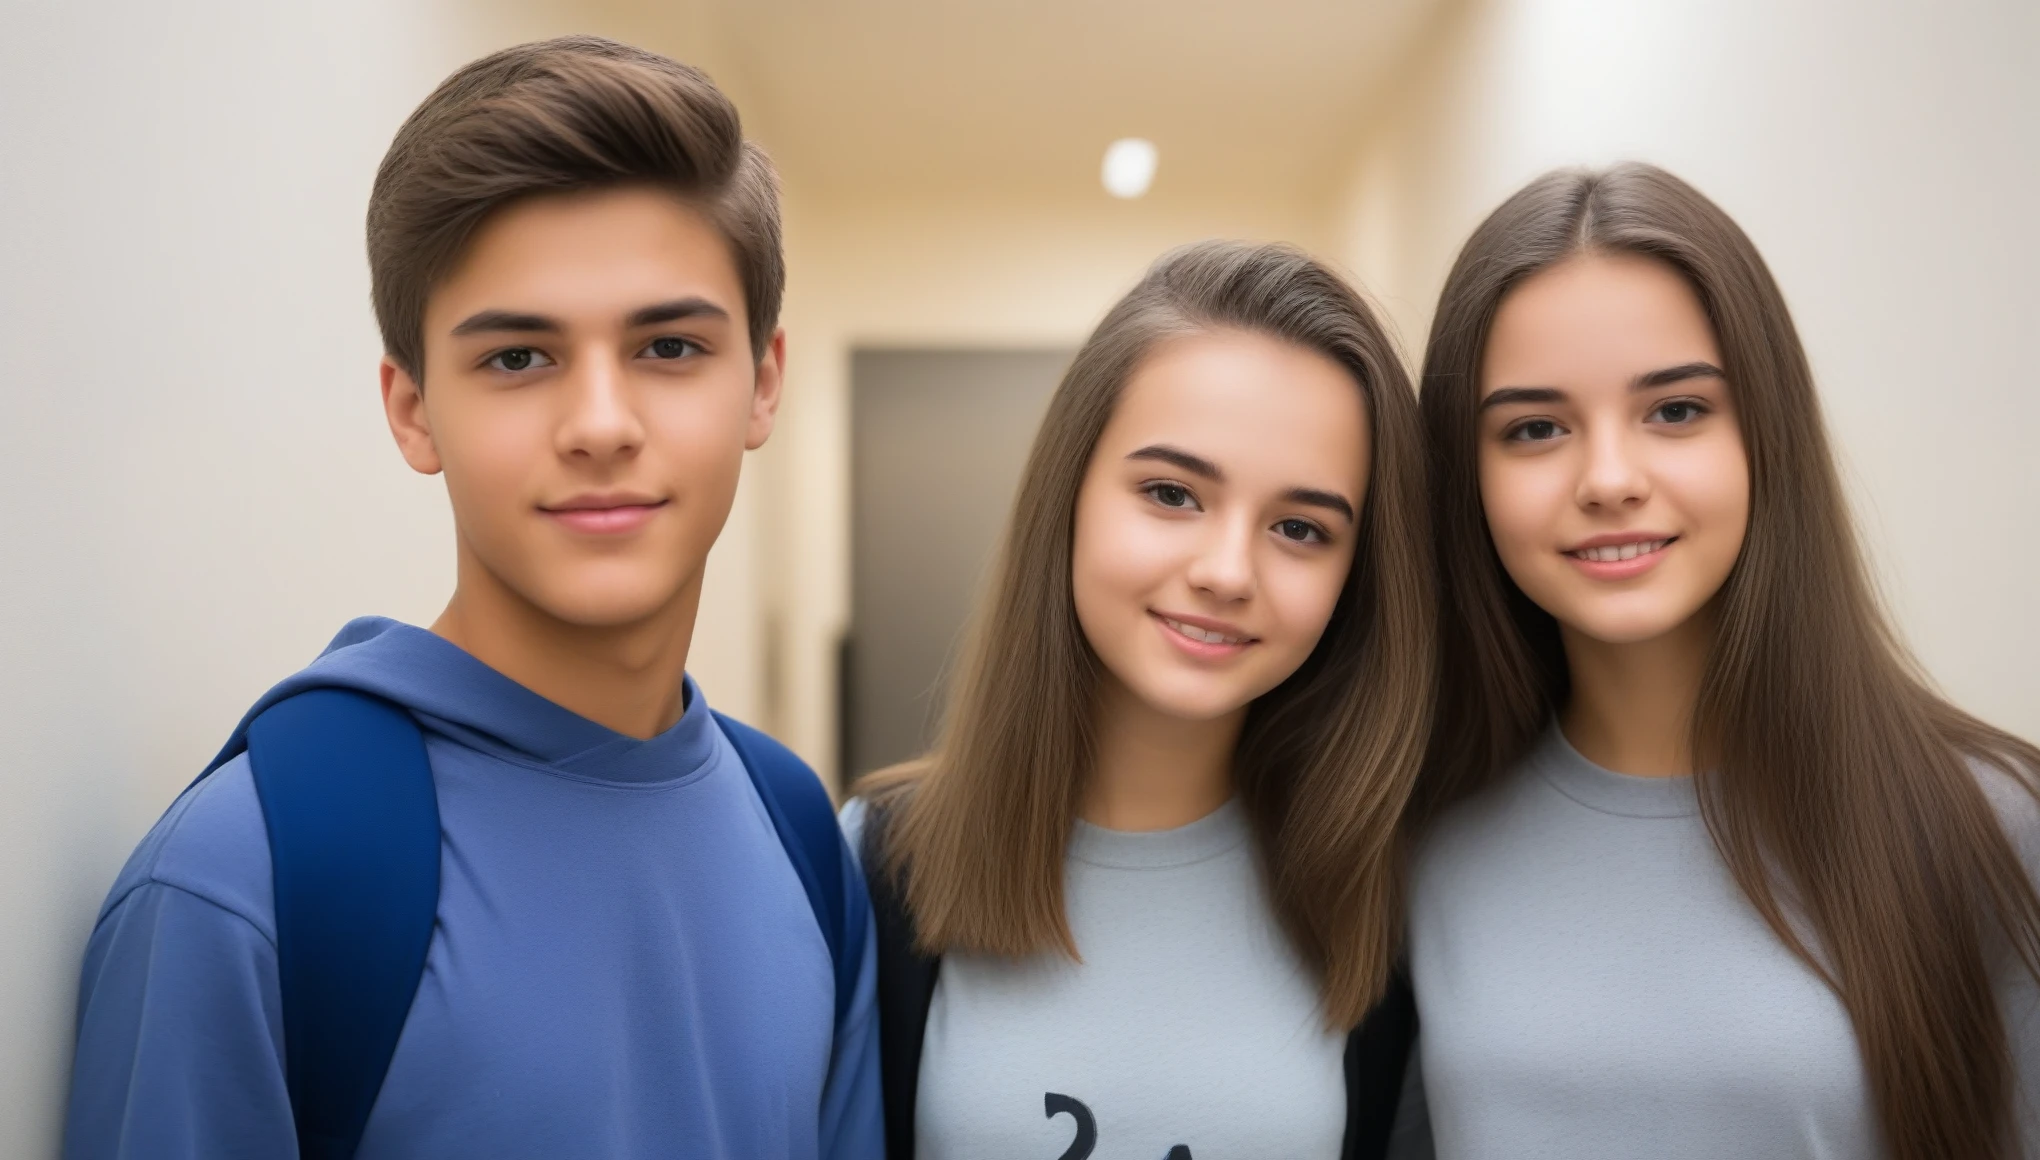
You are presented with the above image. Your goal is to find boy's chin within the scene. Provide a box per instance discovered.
[514,572,700,632]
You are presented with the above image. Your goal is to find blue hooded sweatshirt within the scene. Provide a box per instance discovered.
[64,617,882,1160]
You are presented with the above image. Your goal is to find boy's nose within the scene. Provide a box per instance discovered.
[555,355,646,461]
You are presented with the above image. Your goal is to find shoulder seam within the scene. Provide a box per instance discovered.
[105,756,277,944]
[119,768,226,885]
[101,876,278,952]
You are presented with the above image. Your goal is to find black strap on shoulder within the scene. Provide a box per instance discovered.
[858,797,939,1160]
[1341,963,1419,1160]
[245,688,441,1160]
[714,710,868,1028]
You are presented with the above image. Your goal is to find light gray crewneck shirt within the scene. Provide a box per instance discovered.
[1396,726,2040,1160]
[842,798,1348,1160]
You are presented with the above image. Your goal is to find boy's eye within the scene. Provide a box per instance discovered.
[1143,482,1198,510]
[487,347,551,373]
[1504,417,1565,442]
[642,336,700,360]
[1275,518,1325,544]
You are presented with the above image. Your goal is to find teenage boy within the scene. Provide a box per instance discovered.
[64,36,880,1160]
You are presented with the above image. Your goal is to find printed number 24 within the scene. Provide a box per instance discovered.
[1044,1092,1191,1160]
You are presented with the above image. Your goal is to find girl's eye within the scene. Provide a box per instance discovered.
[1143,482,1198,510]
[487,347,551,373]
[1651,398,1708,424]
[642,336,700,360]
[1275,518,1326,544]
[1505,418,1565,442]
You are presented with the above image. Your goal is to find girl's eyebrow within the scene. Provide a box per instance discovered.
[1128,445,1354,523]
[1633,361,1724,389]
[1126,444,1222,480]
[1284,487,1354,523]
[1481,362,1724,410]
[1480,386,1564,410]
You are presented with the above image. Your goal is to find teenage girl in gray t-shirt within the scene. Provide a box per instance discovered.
[1399,162,2040,1160]
[843,240,1437,1160]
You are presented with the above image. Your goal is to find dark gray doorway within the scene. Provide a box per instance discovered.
[845,347,1072,782]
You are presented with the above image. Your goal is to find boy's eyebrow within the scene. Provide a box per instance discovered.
[450,309,559,337]
[1284,487,1356,523]
[626,297,730,328]
[446,298,731,338]
[1126,444,1222,480]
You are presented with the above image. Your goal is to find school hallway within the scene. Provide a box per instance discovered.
[3,0,2035,1151]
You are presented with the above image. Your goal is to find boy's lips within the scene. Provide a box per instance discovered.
[539,494,669,535]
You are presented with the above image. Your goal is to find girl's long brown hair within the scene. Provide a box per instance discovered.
[861,240,1436,1027]
[1418,163,2040,1159]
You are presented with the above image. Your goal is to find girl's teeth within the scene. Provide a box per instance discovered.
[1167,618,1242,645]
[1576,539,1666,562]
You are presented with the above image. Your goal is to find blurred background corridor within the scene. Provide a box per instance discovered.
[4,0,2036,1150]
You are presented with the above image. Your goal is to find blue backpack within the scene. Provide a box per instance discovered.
[204,687,867,1160]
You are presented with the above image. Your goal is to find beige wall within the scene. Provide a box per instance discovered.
[760,187,1333,784]
[3,7,460,1149]
[1330,0,2040,739]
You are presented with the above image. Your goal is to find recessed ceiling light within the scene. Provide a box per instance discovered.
[1102,138,1157,199]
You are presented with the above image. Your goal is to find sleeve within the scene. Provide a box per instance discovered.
[1998,785,2040,1154]
[1973,759,2040,1153]
[2011,979,2038,1159]
[816,832,885,1160]
[63,880,297,1160]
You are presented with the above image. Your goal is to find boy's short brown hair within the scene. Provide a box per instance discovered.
[368,36,783,377]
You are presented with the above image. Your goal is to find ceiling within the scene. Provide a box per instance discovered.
[610,0,1449,200]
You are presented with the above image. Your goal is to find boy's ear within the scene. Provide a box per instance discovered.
[745,327,787,452]
[381,357,444,476]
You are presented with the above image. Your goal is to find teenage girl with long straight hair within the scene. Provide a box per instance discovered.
[844,240,1436,1160]
[1402,163,2040,1159]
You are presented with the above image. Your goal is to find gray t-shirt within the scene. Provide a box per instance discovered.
[841,797,1347,1160]
[1398,726,2040,1159]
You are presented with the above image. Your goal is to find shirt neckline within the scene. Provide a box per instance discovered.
[1068,798,1252,869]
[301,618,722,788]
[1532,724,1701,819]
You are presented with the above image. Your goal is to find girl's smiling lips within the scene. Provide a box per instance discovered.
[1560,531,1679,580]
[539,492,670,534]
[1150,609,1257,660]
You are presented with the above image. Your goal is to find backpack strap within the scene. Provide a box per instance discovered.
[231,694,855,1159]
[244,688,441,1160]
[857,796,939,1160]
[1340,963,1419,1160]
[714,711,870,1028]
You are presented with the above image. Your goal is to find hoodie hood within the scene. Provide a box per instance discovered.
[202,616,715,787]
